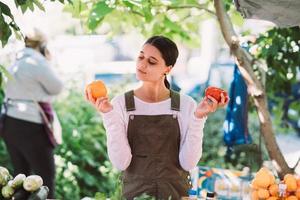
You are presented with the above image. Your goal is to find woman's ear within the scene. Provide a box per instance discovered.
[165,66,172,75]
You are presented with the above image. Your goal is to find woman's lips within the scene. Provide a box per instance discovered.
[137,69,147,74]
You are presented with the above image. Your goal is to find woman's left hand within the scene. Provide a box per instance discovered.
[194,93,229,119]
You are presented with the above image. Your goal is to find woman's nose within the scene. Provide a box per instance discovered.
[137,60,146,69]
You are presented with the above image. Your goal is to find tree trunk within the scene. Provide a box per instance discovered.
[213,0,294,178]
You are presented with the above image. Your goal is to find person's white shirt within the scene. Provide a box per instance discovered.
[4,48,63,123]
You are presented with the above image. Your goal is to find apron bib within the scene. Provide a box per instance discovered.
[122,90,190,200]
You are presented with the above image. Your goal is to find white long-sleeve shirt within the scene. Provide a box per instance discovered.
[102,93,207,171]
[4,48,63,123]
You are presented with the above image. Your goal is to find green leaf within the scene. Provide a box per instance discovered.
[0,64,13,80]
[88,1,113,30]
[27,0,35,11]
[163,16,182,33]
[63,0,88,18]
[9,21,20,31]
[170,0,201,7]
[0,2,14,19]
[32,0,45,11]
[11,25,23,40]
[124,0,142,7]
[185,0,199,4]
[122,0,135,9]
[94,192,107,200]
[231,10,244,26]
[15,0,27,6]
[0,15,12,47]
[20,4,28,13]
[141,1,152,22]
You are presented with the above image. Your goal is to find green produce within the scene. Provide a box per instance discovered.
[1,185,14,199]
[11,188,30,200]
[23,175,43,192]
[10,174,26,189]
[16,0,27,5]
[0,168,10,186]
[0,168,9,176]
[28,186,49,200]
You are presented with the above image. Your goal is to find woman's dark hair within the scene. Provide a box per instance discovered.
[144,36,179,89]
[39,43,47,56]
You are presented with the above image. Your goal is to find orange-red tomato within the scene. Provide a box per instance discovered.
[205,86,228,103]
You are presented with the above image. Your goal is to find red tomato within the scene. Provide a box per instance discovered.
[205,86,228,103]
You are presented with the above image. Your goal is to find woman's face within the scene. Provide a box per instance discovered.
[136,43,170,83]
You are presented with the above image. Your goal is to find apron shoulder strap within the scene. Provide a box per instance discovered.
[125,90,136,111]
[170,90,180,111]
[125,90,180,111]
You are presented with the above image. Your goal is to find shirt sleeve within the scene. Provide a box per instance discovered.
[101,96,132,171]
[36,60,64,95]
[179,98,207,171]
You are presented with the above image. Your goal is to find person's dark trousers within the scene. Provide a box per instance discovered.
[2,115,55,198]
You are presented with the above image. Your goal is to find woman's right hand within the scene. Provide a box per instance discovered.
[85,88,113,113]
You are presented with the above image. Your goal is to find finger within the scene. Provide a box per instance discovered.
[96,97,109,109]
[200,97,211,107]
[100,98,109,106]
[87,88,96,104]
[96,96,107,103]
[207,98,214,105]
[207,97,218,112]
[201,97,212,112]
[102,97,109,101]
[219,96,229,107]
[220,93,225,104]
[98,97,109,103]
[95,98,100,106]
[95,98,103,109]
[207,97,217,108]
[207,95,218,104]
[212,101,218,112]
[225,97,230,103]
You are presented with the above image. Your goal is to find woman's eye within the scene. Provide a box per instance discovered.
[148,60,156,65]
[138,56,156,65]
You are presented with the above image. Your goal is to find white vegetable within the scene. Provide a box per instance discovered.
[23,175,43,192]
[11,174,26,189]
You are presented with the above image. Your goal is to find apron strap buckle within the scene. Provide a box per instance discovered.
[129,114,135,120]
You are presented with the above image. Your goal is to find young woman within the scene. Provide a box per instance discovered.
[86,36,228,200]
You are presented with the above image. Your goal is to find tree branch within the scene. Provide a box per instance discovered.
[131,10,144,17]
[213,0,263,97]
[214,0,294,178]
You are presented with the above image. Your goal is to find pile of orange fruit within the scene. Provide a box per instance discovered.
[251,167,300,200]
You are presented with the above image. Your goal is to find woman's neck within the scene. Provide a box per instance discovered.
[134,83,170,103]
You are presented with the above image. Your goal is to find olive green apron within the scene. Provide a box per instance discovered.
[122,90,190,200]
